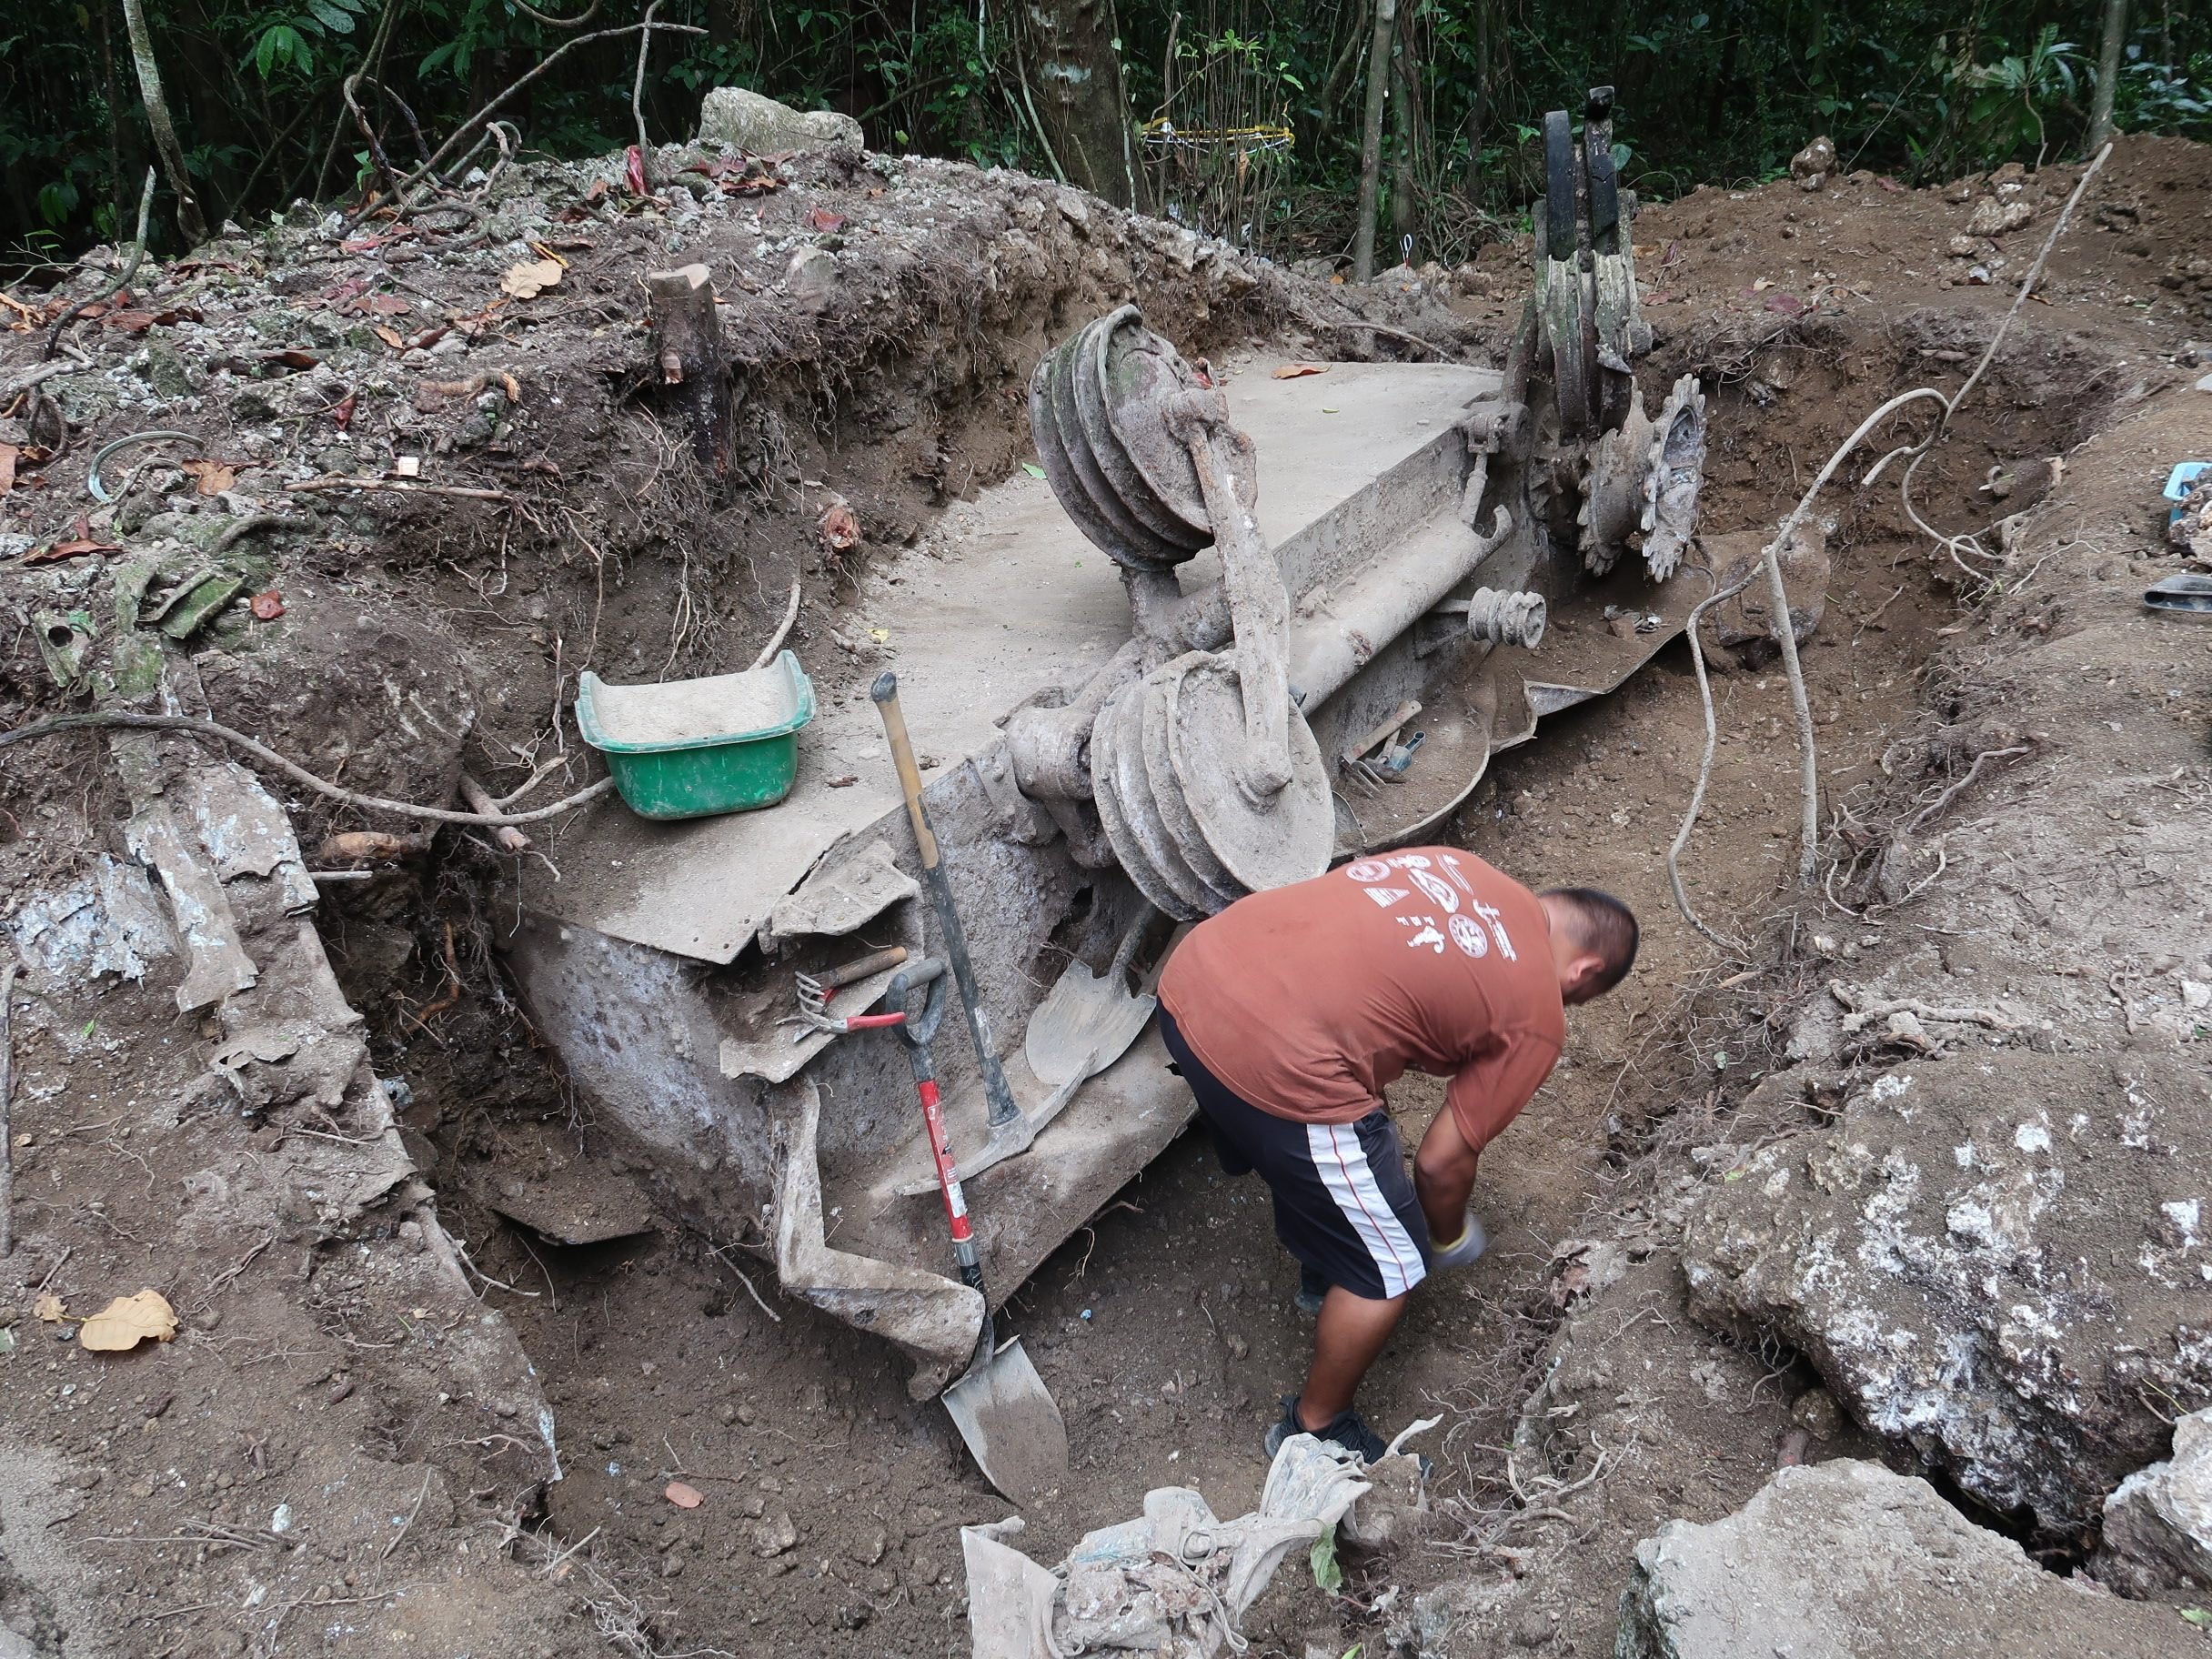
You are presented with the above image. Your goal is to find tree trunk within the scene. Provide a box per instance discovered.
[1704,28,1737,144]
[1388,47,1417,257]
[647,265,736,478]
[1024,0,1140,209]
[176,0,256,217]
[2089,0,2128,149]
[102,7,137,236]
[1462,0,1488,196]
[1309,13,1367,157]
[706,0,745,55]
[119,0,207,245]
[1352,0,1398,281]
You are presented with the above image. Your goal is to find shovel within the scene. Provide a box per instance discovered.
[887,916,1157,1199]
[1024,914,1158,1088]
[888,956,1070,1509]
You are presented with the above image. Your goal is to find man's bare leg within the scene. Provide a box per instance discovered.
[1297,1287,1407,1428]
[1412,1107,1481,1244]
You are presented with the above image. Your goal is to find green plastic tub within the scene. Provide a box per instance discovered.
[576,651,816,820]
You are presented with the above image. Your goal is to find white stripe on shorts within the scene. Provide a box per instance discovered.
[1307,1122,1426,1298]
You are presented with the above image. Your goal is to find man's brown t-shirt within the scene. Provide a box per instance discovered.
[1156,848,1565,1152]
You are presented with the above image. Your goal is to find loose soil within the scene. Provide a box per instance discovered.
[1,134,2207,1658]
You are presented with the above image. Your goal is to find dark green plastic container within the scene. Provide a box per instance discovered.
[576,652,816,820]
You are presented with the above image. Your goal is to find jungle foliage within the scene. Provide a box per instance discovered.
[4,0,2207,272]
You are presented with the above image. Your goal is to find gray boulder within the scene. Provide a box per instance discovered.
[1681,1050,2212,1533]
[698,85,862,153]
[2098,1407,2212,1600]
[1619,1460,2185,1658]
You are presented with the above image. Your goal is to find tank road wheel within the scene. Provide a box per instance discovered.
[1543,109,1578,263]
[1582,87,1637,432]
[1540,110,1597,439]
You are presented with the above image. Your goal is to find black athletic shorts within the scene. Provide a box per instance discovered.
[1160,1005,1432,1302]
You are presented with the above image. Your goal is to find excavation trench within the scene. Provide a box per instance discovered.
[5,135,2206,1659]
[351,315,2112,1653]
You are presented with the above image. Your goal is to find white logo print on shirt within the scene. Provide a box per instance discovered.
[1409,868,1459,913]
[1346,854,1514,960]
[1469,898,1516,960]
[1399,915,1446,953]
[1448,913,1488,958]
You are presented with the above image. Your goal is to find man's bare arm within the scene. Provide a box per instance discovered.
[1412,1108,1480,1244]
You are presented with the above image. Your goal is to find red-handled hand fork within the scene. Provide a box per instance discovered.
[779,944,913,1042]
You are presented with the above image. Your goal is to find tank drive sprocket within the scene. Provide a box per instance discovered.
[1639,374,1709,582]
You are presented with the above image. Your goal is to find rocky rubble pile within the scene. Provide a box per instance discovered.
[1620,1461,2186,1658]
[2098,1408,2212,1600]
[1682,1049,2212,1534]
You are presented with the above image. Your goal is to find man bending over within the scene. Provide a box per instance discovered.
[1154,847,1637,1462]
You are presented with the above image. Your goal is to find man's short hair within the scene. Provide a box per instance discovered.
[1542,887,1639,996]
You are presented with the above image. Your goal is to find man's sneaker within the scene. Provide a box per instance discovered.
[1428,1209,1489,1271]
[1294,1264,1328,1317]
[1263,1394,1391,1463]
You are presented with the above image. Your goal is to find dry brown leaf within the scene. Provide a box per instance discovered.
[0,442,15,497]
[500,258,563,300]
[1271,363,1329,379]
[819,502,861,552]
[373,324,406,349]
[664,1481,703,1510]
[25,536,120,564]
[180,458,238,497]
[342,292,411,317]
[249,589,286,620]
[34,1292,65,1322]
[77,1289,178,1352]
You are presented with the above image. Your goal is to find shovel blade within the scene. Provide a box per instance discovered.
[1024,963,1158,1088]
[942,1339,1068,1509]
